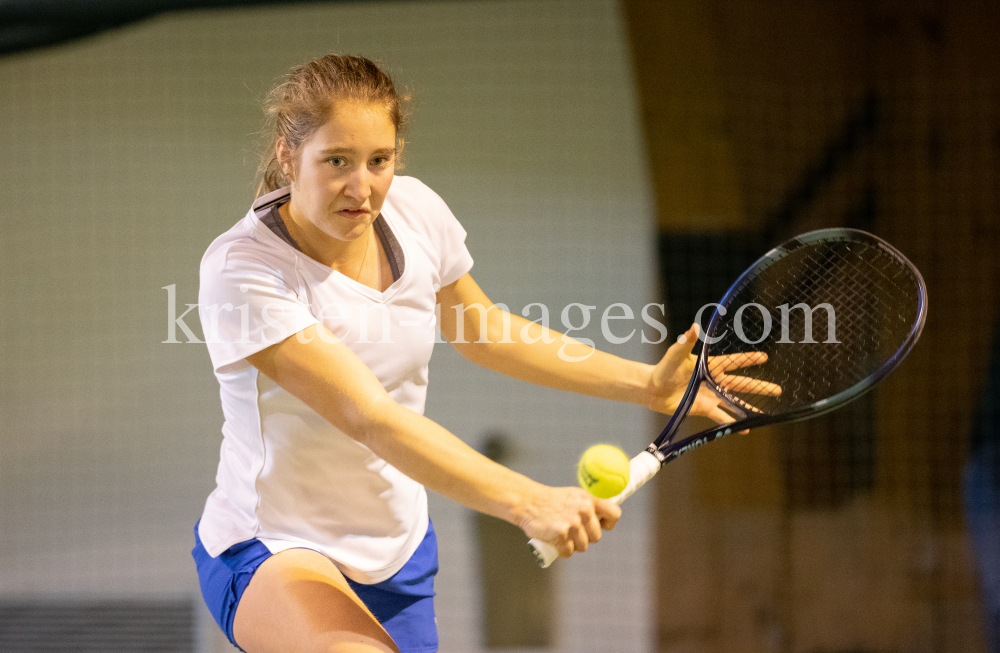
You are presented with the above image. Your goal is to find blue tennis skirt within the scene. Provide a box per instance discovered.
[192,520,439,653]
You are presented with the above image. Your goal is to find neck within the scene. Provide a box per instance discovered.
[279,201,370,272]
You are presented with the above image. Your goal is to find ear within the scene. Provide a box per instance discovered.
[275,138,294,181]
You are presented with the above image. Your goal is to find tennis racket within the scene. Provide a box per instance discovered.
[529,227,927,567]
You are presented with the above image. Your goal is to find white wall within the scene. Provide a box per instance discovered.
[0,1,657,651]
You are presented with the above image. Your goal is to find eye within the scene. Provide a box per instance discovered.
[327,156,346,167]
[371,155,392,167]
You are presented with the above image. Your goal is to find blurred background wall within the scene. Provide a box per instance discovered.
[625,1,1000,652]
[0,1,656,651]
[1,1,999,652]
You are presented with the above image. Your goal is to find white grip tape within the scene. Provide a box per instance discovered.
[528,451,661,568]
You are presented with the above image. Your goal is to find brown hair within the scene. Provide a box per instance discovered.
[257,54,409,195]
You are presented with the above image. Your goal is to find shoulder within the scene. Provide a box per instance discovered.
[385,175,445,208]
[383,176,473,285]
[203,208,294,266]
[200,209,298,291]
[383,175,465,241]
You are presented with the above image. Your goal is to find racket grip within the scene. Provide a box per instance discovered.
[528,539,560,568]
[612,450,661,504]
[528,451,661,568]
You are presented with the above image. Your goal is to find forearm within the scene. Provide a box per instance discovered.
[249,325,545,529]
[356,395,545,528]
[354,395,621,555]
[249,325,618,554]
[454,311,654,406]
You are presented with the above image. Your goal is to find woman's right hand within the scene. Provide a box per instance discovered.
[515,485,622,558]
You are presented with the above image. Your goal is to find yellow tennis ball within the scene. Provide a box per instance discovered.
[577,444,630,499]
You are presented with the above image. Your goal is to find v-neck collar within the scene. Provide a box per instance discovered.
[251,187,408,303]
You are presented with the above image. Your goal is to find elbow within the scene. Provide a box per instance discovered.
[450,313,511,365]
[342,393,397,450]
[451,338,497,367]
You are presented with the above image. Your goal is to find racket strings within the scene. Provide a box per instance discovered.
[703,237,922,416]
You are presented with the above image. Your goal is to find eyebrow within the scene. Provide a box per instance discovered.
[318,147,396,155]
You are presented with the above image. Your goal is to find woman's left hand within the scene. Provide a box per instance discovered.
[644,323,780,425]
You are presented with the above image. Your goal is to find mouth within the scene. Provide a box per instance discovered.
[336,208,369,220]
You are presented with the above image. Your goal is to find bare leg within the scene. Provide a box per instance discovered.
[233,548,401,653]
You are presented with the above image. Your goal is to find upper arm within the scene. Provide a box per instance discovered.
[199,243,318,375]
[245,324,394,441]
[436,273,502,352]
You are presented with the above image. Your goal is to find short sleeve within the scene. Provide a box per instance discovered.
[386,176,474,287]
[427,190,474,287]
[199,244,318,374]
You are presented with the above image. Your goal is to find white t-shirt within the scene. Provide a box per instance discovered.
[197,176,474,584]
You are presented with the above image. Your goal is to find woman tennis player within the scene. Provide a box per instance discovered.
[191,54,750,653]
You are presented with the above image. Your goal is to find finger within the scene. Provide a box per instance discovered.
[716,374,782,396]
[581,507,602,544]
[708,351,768,372]
[680,323,700,350]
[557,535,575,559]
[569,523,589,554]
[594,499,621,531]
[734,393,768,415]
[706,407,749,433]
[661,323,700,368]
[708,407,736,425]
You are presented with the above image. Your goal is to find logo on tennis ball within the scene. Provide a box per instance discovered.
[577,444,630,499]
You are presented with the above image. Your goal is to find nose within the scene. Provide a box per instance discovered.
[343,166,371,203]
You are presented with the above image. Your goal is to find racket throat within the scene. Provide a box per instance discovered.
[645,444,667,463]
[718,395,749,420]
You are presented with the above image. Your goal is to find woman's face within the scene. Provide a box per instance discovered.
[281,98,396,243]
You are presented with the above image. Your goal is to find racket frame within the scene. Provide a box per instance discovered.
[529,228,927,567]
[652,228,927,462]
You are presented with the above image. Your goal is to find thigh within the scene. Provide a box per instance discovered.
[233,547,400,653]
